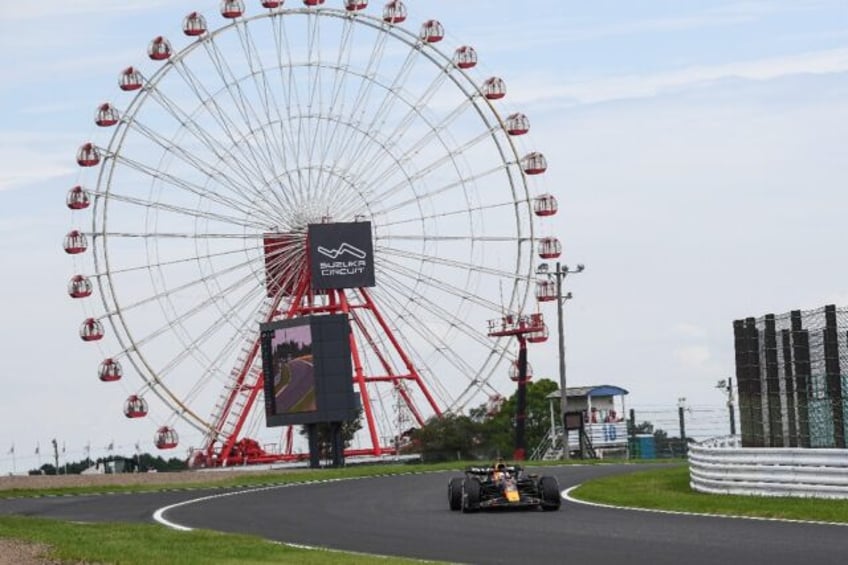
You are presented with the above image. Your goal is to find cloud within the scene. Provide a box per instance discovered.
[0,132,79,192]
[509,47,848,106]
[464,1,829,51]
[674,345,711,368]
[5,0,170,21]
[672,323,708,339]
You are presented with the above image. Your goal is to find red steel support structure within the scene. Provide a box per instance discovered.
[195,233,442,467]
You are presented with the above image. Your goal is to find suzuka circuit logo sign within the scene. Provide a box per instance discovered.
[316,243,367,260]
[308,222,376,290]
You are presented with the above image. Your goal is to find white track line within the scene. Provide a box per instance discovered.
[562,485,848,527]
[152,477,443,561]
[153,481,318,531]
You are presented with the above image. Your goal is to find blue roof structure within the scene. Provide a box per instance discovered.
[546,385,629,400]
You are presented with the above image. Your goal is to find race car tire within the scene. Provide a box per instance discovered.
[448,477,464,511]
[461,478,481,513]
[539,476,562,511]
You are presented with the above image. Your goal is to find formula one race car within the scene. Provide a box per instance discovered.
[447,462,561,512]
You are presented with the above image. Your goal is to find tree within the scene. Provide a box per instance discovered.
[409,413,481,462]
[408,378,560,461]
[297,410,363,459]
[474,378,560,459]
[28,453,188,475]
[628,420,654,436]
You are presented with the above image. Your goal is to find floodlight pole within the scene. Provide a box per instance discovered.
[537,262,584,460]
[718,378,736,436]
[515,336,529,461]
[486,313,546,461]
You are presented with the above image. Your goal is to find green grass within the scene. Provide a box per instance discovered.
[0,515,433,564]
[571,464,848,523]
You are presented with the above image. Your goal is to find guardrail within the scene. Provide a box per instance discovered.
[688,436,848,499]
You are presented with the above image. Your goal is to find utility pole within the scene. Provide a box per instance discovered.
[536,262,584,459]
[678,397,687,455]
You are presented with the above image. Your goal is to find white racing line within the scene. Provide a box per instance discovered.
[151,475,440,561]
[562,485,848,527]
[152,470,437,531]
[151,474,394,531]
[153,482,295,531]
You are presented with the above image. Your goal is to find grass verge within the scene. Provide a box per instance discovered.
[0,462,448,498]
[571,464,848,523]
[0,515,436,564]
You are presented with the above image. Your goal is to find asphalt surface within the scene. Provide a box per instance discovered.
[2,464,847,565]
[274,358,314,412]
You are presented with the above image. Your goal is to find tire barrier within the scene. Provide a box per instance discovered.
[688,436,848,499]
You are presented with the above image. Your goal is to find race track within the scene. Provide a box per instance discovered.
[2,464,846,564]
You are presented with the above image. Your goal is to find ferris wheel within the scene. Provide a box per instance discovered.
[64,0,561,465]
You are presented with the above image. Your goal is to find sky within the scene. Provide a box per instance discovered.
[1,0,847,473]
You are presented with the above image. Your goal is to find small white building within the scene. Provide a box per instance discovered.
[533,385,629,460]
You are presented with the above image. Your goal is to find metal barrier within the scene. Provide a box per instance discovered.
[688,436,848,499]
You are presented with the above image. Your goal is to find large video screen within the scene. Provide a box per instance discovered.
[260,314,360,426]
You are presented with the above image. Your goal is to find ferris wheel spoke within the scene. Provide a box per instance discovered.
[94,190,260,231]
[369,165,505,218]
[197,38,281,176]
[377,255,511,314]
[346,33,421,154]
[233,22,295,176]
[295,162,354,214]
[140,86,274,195]
[271,16,305,167]
[339,105,492,216]
[304,12,326,176]
[377,200,517,228]
[96,245,251,277]
[340,66,465,187]
[398,92,495,159]
[288,101,416,215]
[370,276,508,407]
[97,231,266,241]
[108,152,276,224]
[375,273,504,362]
[108,287,269,437]
[335,34,499,194]
[361,120,505,205]
[318,25,397,191]
[103,249,261,320]
[375,64,452,147]
[155,287,265,393]
[380,233,527,244]
[373,118,492,186]
[313,18,359,201]
[169,58,278,187]
[116,260,264,355]
[119,119,279,217]
[333,93,438,197]
[377,244,529,282]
